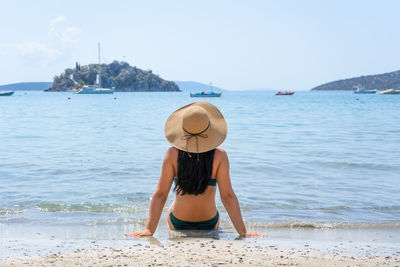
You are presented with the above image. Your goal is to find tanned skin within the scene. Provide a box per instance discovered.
[126,147,265,238]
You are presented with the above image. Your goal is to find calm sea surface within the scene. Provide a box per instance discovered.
[0,91,399,246]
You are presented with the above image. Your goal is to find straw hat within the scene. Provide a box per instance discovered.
[164,102,227,153]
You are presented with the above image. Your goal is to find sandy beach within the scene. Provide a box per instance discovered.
[1,238,399,267]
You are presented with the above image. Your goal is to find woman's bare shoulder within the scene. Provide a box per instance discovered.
[215,147,227,156]
[165,147,178,160]
[214,147,228,163]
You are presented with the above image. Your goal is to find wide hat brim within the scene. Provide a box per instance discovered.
[164,102,227,153]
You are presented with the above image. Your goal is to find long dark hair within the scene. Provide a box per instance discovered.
[174,149,215,195]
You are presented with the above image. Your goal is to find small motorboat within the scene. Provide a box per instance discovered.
[190,82,222,97]
[353,87,377,94]
[275,91,294,95]
[190,91,222,97]
[379,89,400,95]
[0,91,14,96]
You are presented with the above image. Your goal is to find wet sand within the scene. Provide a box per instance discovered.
[1,239,399,267]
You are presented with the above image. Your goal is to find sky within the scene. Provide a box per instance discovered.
[1,0,400,91]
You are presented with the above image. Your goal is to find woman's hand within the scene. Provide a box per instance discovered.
[243,231,267,237]
[125,229,152,237]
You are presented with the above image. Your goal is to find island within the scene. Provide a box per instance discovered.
[45,61,180,92]
[310,69,400,91]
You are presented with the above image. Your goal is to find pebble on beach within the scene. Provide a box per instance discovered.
[1,240,399,267]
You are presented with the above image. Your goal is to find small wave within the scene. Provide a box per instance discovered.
[14,135,44,139]
[88,217,147,226]
[308,160,399,171]
[0,217,30,223]
[35,203,148,214]
[371,206,400,211]
[237,203,353,212]
[104,171,131,176]
[319,206,350,211]
[0,209,22,216]
[246,220,400,229]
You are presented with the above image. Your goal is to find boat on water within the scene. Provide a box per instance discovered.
[76,43,114,94]
[190,83,222,97]
[275,91,294,95]
[76,85,114,94]
[379,89,400,95]
[353,87,377,94]
[0,91,14,96]
[190,91,222,97]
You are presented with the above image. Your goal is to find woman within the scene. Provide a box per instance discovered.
[127,102,262,237]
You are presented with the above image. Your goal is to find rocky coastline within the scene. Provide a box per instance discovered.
[45,61,180,92]
[311,70,400,91]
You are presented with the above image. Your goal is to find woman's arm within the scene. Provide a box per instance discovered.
[216,149,247,235]
[126,148,175,237]
[216,149,265,237]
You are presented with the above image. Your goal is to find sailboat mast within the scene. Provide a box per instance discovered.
[98,42,101,88]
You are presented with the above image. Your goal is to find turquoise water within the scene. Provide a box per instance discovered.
[0,91,399,245]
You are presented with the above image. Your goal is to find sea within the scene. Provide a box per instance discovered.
[1,90,399,257]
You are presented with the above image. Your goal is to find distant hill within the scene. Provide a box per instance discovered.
[311,70,400,91]
[46,61,180,92]
[174,81,226,92]
[0,82,52,91]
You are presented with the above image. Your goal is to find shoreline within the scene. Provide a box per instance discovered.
[2,226,400,266]
[2,223,400,258]
[1,238,399,267]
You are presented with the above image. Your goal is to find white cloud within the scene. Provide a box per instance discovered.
[49,16,67,32]
[17,41,56,55]
[17,41,61,66]
[0,16,82,67]
[60,26,81,44]
[49,16,81,46]
[0,44,14,56]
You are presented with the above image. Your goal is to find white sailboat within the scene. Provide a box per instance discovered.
[76,43,114,94]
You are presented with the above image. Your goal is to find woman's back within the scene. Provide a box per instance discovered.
[170,147,223,221]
